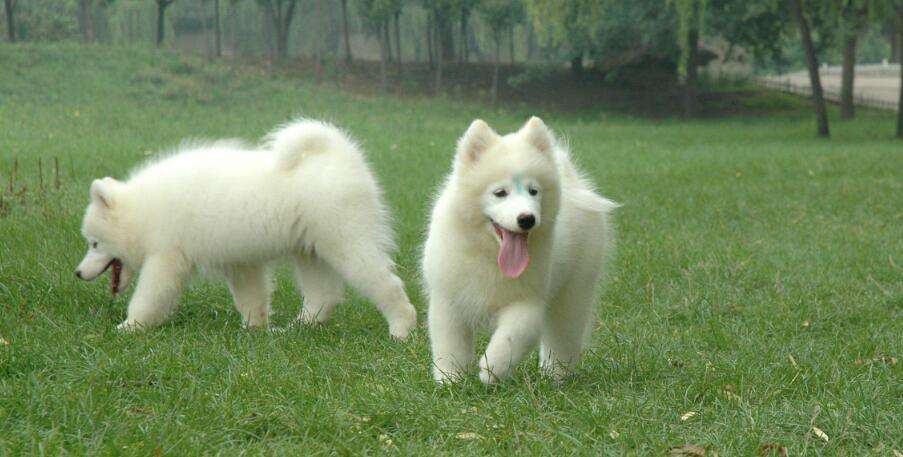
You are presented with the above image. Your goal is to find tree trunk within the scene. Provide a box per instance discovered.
[380,22,388,93]
[263,5,274,58]
[508,25,514,64]
[682,28,699,117]
[394,10,401,67]
[340,0,351,63]
[897,7,903,138]
[213,0,222,57]
[459,9,468,63]
[840,34,856,119]
[229,0,238,56]
[78,0,96,43]
[3,0,14,43]
[201,0,210,56]
[438,16,454,63]
[525,20,535,61]
[434,20,443,95]
[156,0,169,47]
[384,18,392,63]
[790,0,830,138]
[571,55,583,79]
[272,0,297,61]
[426,15,434,69]
[491,36,500,106]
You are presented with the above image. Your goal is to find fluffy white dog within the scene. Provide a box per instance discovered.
[423,117,617,383]
[75,119,417,338]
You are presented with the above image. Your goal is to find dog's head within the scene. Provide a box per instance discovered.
[75,177,134,296]
[453,117,561,278]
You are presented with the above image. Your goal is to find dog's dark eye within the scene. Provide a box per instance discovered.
[91,241,98,248]
[493,189,508,198]
[528,187,539,196]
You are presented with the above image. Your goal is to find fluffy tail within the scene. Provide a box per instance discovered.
[555,144,620,214]
[264,118,354,170]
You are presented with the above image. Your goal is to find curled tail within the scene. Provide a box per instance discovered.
[264,118,357,170]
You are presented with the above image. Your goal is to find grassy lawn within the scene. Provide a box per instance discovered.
[1,44,900,454]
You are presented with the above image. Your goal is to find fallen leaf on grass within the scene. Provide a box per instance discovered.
[456,432,482,441]
[758,443,788,456]
[609,430,620,439]
[812,427,829,443]
[892,449,902,457]
[680,411,697,421]
[0,337,9,346]
[788,354,798,369]
[854,356,897,366]
[668,444,710,456]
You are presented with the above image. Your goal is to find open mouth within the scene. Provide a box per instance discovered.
[100,258,124,296]
[491,222,530,278]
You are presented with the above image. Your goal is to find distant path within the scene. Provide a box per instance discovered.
[757,64,900,112]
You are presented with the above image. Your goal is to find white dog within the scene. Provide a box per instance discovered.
[75,119,417,338]
[423,117,617,383]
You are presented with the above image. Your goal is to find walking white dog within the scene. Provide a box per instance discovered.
[75,119,417,338]
[423,117,617,383]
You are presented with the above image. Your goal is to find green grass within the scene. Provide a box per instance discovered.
[1,44,900,455]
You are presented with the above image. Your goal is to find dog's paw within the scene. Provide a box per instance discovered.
[433,367,464,385]
[116,320,141,332]
[479,368,500,385]
[388,306,417,340]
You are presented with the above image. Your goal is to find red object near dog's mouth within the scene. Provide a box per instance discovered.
[103,258,123,296]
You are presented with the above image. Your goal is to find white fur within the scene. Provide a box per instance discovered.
[423,117,617,383]
[75,119,417,338]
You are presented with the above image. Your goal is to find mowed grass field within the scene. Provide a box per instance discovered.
[1,44,900,455]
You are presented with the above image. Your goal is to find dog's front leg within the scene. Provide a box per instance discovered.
[479,301,544,384]
[429,295,474,383]
[118,253,190,331]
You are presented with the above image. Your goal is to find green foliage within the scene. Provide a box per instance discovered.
[354,0,401,33]
[477,0,523,41]
[525,0,603,56]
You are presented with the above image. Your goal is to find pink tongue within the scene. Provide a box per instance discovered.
[497,229,530,278]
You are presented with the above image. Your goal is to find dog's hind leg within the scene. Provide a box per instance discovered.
[539,284,597,380]
[293,254,345,325]
[316,243,417,340]
[225,263,272,329]
[119,252,190,331]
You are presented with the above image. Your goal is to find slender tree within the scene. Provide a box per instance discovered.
[480,0,523,105]
[214,0,222,57]
[790,0,831,137]
[356,0,400,91]
[896,3,903,138]
[4,0,15,43]
[340,0,352,63]
[156,0,176,46]
[670,0,706,117]
[838,0,868,119]
[257,0,298,60]
[393,9,401,67]
[78,0,97,43]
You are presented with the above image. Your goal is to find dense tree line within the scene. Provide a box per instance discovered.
[2,0,902,137]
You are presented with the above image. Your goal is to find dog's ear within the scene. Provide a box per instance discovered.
[456,119,499,165]
[519,116,554,156]
[90,177,119,209]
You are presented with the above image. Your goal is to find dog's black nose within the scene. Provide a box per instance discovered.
[517,213,536,231]
[75,270,82,279]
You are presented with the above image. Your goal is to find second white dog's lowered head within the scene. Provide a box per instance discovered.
[77,177,134,297]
